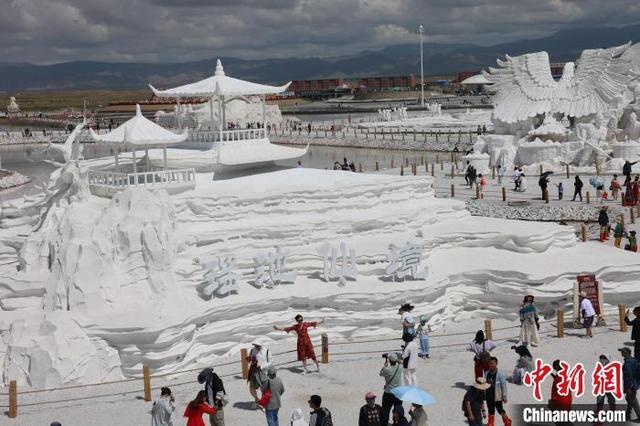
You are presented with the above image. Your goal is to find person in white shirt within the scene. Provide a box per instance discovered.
[402,334,419,386]
[150,387,175,426]
[579,291,596,338]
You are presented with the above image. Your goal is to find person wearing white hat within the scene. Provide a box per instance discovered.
[463,378,489,426]
[578,291,595,338]
[246,337,272,406]
[289,408,308,426]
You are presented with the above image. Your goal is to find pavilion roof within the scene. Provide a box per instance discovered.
[149,59,291,98]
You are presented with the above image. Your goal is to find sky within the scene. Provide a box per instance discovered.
[1,0,640,64]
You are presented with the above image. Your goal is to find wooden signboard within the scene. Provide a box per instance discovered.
[573,274,604,325]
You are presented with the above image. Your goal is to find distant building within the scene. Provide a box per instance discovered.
[289,74,417,99]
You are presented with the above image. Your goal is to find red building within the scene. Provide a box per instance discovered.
[288,78,345,94]
[356,74,416,91]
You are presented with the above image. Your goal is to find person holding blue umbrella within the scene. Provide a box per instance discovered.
[390,386,434,425]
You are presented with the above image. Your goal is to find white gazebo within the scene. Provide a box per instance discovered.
[150,59,290,142]
[87,104,196,197]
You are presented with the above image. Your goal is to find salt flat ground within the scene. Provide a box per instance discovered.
[4,316,633,426]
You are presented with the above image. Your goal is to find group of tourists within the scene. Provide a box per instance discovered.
[597,206,637,251]
[333,157,357,172]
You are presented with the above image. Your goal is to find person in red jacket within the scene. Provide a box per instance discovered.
[549,360,572,413]
[184,390,217,426]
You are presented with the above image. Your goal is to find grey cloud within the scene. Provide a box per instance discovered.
[0,0,639,64]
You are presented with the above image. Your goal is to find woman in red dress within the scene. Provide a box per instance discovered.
[274,314,325,374]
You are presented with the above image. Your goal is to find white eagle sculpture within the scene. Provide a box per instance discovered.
[484,43,637,124]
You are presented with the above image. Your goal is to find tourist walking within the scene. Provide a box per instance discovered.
[478,174,486,199]
[151,387,175,426]
[247,338,272,405]
[579,291,595,338]
[308,395,333,426]
[598,206,610,242]
[538,175,549,201]
[274,315,324,374]
[416,315,430,358]
[518,295,539,347]
[625,307,640,359]
[379,353,403,426]
[464,161,471,186]
[261,366,285,426]
[497,165,504,185]
[469,166,477,189]
[555,182,563,200]
[197,368,226,426]
[613,215,625,248]
[463,378,489,426]
[408,403,428,426]
[510,345,533,385]
[484,357,511,426]
[594,354,616,425]
[572,176,583,201]
[358,392,382,426]
[610,175,622,201]
[467,330,496,379]
[620,347,640,421]
[402,334,419,386]
[392,405,410,426]
[184,391,217,426]
[512,168,521,191]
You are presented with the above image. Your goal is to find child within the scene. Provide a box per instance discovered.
[610,175,622,201]
[416,315,430,359]
[625,230,638,252]
[478,174,486,199]
[613,215,625,248]
[556,182,563,200]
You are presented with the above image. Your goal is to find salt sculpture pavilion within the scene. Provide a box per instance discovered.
[87,104,195,197]
[149,59,307,169]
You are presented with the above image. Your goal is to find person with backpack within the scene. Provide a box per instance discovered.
[398,303,416,339]
[625,307,640,359]
[379,353,403,426]
[261,366,285,426]
[150,387,175,426]
[626,230,638,252]
[613,215,625,248]
[307,394,333,426]
[620,347,640,421]
[247,338,272,406]
[467,330,496,379]
[184,390,217,426]
[518,295,539,347]
[463,377,489,426]
[197,368,226,426]
[484,357,511,426]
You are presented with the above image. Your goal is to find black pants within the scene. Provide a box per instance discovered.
[572,189,582,201]
[381,391,401,426]
[635,340,640,360]
[487,390,505,415]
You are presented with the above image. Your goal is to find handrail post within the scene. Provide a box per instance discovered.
[620,304,628,332]
[9,380,17,418]
[484,319,493,340]
[143,365,152,402]
[321,333,329,364]
[241,348,249,380]
[557,310,564,338]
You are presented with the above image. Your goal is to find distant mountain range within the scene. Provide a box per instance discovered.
[1,24,639,92]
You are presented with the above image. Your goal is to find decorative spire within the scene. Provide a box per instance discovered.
[215,59,225,76]
[136,104,142,116]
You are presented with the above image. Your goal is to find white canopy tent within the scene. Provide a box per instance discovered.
[90,104,187,173]
[149,59,291,138]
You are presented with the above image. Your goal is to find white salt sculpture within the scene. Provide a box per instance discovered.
[199,256,240,297]
[317,242,357,282]
[253,246,297,289]
[385,243,429,281]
